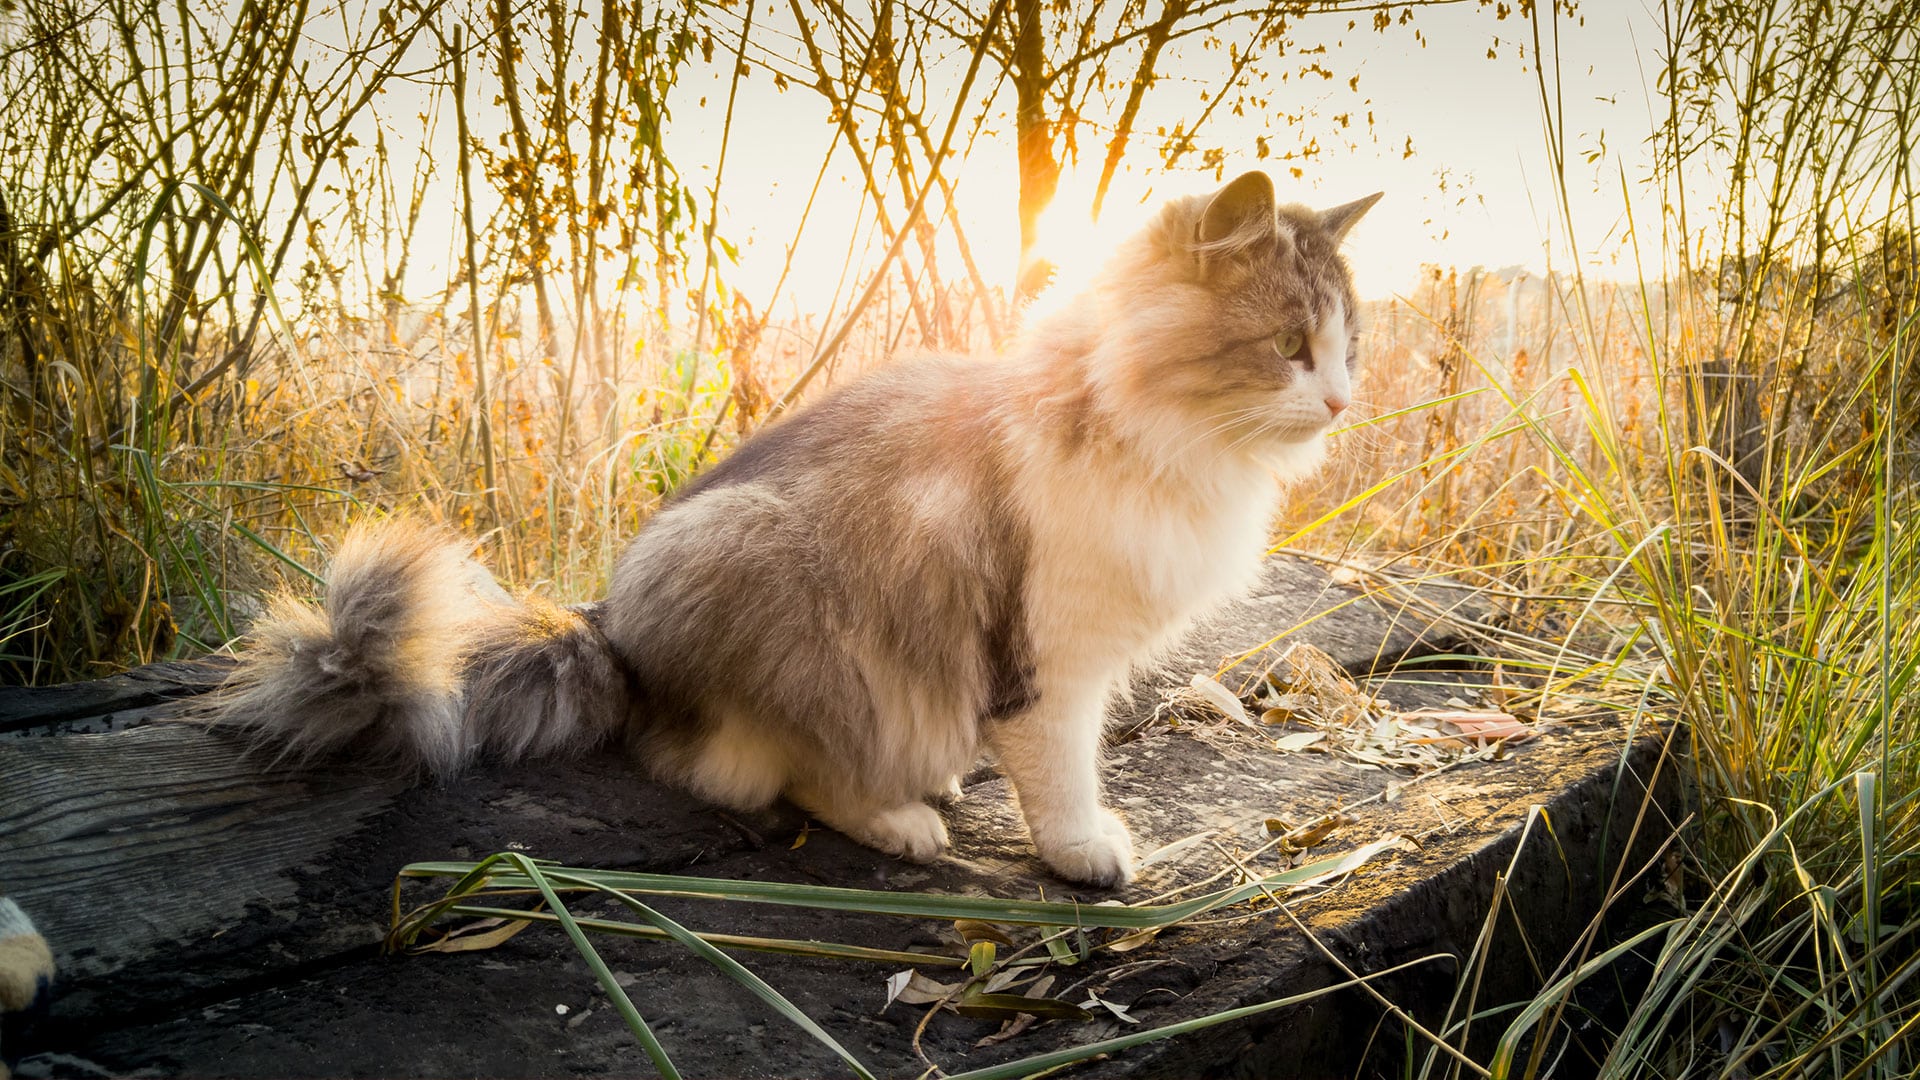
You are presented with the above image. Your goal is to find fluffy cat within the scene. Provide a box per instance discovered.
[212,170,1378,887]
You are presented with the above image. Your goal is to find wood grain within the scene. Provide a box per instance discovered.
[0,725,405,979]
[0,659,231,735]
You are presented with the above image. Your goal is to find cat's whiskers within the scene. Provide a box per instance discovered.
[1217,414,1291,467]
[1137,404,1263,474]
[1147,404,1272,481]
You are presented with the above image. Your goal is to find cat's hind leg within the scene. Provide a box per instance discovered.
[671,707,792,812]
[664,706,949,863]
[788,779,950,862]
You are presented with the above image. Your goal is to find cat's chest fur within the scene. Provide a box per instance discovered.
[1016,450,1277,677]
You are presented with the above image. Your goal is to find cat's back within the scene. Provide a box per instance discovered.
[668,354,1013,509]
[601,353,1024,682]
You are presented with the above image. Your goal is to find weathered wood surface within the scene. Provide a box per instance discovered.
[0,658,230,735]
[0,558,1678,1078]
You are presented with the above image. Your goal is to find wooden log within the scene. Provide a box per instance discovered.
[0,659,231,736]
[0,558,1678,1079]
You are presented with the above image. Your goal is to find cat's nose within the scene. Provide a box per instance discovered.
[1324,396,1350,418]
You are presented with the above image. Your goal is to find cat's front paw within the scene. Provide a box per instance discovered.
[854,801,951,863]
[1034,810,1135,888]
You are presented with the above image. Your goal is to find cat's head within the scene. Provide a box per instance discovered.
[1084,170,1379,474]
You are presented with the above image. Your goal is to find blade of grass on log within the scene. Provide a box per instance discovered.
[547,869,880,1080]
[499,855,682,1079]
[396,835,1406,932]
[437,904,977,968]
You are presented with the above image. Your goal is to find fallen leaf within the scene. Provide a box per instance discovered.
[884,970,962,1011]
[1401,709,1536,745]
[1082,990,1141,1024]
[1406,734,1472,749]
[1272,730,1326,753]
[1448,714,1535,741]
[1287,834,1418,890]
[983,968,1024,994]
[1105,926,1161,953]
[1274,811,1358,850]
[1369,713,1399,743]
[954,919,1016,946]
[953,991,1094,1021]
[975,1011,1040,1048]
[1188,673,1252,725]
[408,915,536,954]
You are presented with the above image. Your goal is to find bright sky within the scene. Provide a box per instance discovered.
[666,1,1666,313]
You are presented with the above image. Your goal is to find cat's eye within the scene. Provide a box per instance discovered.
[1272,330,1305,359]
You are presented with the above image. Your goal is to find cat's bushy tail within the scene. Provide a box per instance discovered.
[209,520,628,777]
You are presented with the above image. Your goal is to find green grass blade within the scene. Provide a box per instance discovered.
[1488,918,1680,1079]
[438,904,974,968]
[550,870,879,1080]
[500,855,681,1079]
[399,837,1401,932]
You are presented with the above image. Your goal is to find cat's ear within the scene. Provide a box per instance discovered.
[1319,192,1383,242]
[1195,170,1278,254]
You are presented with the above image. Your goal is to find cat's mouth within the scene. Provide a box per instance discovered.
[1273,422,1336,446]
[1252,406,1340,446]
[1176,401,1334,457]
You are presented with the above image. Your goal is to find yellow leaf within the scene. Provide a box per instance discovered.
[953,919,1015,946]
[407,916,534,955]
[969,940,997,976]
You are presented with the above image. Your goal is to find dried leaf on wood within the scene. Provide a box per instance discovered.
[884,969,961,1010]
[953,918,1016,946]
[953,991,1094,1021]
[407,915,535,954]
[1082,990,1141,1024]
[1187,673,1253,725]
[1105,925,1162,953]
[1267,811,1358,850]
[1272,730,1326,753]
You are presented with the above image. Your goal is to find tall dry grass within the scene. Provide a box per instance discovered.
[1284,3,1919,1075]
[0,0,997,682]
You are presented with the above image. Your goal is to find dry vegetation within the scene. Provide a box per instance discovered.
[2,0,1917,1075]
[0,0,1448,679]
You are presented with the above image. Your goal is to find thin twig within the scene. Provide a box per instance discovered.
[768,0,1012,418]
[451,23,502,533]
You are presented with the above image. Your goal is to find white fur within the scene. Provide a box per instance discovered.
[683,705,791,809]
[984,347,1301,885]
[1307,299,1354,416]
